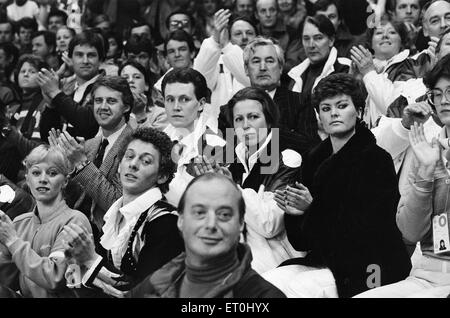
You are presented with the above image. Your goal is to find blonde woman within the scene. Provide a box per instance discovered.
[0,145,92,298]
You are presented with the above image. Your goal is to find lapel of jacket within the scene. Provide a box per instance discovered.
[86,135,102,161]
[99,124,133,175]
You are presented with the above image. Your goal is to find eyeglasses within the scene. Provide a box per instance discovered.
[426,88,450,106]
[169,20,190,29]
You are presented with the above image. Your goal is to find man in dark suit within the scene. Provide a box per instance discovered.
[49,76,134,234]
[220,36,320,156]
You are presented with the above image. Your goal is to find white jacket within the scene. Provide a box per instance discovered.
[372,116,442,196]
[287,47,351,94]
[362,50,426,128]
[193,37,249,116]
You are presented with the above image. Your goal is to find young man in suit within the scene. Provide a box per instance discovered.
[49,76,134,234]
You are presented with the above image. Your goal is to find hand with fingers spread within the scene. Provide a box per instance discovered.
[409,122,441,171]
[401,101,434,129]
[48,128,62,149]
[350,45,375,76]
[37,68,62,100]
[212,8,232,47]
[62,223,98,267]
[56,131,87,167]
[0,210,18,246]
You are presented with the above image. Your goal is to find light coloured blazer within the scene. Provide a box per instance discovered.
[71,124,134,230]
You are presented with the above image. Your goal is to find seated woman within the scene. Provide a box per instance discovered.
[285,15,351,103]
[119,60,168,131]
[63,128,184,297]
[12,55,62,142]
[0,144,92,298]
[264,73,411,298]
[225,87,304,274]
[350,14,425,127]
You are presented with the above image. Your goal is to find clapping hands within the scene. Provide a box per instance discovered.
[274,182,313,216]
[48,128,87,168]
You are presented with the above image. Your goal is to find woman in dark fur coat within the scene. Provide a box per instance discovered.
[265,73,411,298]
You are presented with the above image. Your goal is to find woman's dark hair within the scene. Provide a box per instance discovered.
[225,87,280,130]
[312,73,367,113]
[161,67,211,102]
[119,60,149,85]
[163,29,196,57]
[365,14,410,53]
[302,15,336,39]
[423,54,450,89]
[68,30,106,61]
[91,76,133,122]
[120,127,176,194]
[178,172,246,222]
[14,54,49,88]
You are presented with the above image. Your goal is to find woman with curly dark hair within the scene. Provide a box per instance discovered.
[62,127,184,297]
[264,73,411,298]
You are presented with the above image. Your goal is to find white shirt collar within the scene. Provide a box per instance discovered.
[99,123,127,159]
[100,187,163,267]
[235,132,273,181]
[266,89,276,99]
[74,74,100,103]
[164,113,225,166]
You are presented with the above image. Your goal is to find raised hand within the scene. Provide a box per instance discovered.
[427,36,440,67]
[401,101,434,129]
[409,122,440,169]
[57,131,87,167]
[350,45,375,76]
[212,9,231,47]
[36,68,61,100]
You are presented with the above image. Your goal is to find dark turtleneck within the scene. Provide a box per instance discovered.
[179,248,240,298]
[302,58,327,98]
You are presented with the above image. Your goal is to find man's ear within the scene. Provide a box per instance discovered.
[156,173,168,186]
[198,97,206,113]
[329,36,335,48]
[177,213,184,232]
[244,64,249,77]
[423,24,429,37]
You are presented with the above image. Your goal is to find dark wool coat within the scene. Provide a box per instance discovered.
[284,122,411,297]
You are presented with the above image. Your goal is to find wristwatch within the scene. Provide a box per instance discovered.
[70,159,91,177]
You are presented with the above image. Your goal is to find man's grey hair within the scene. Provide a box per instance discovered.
[243,36,285,68]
